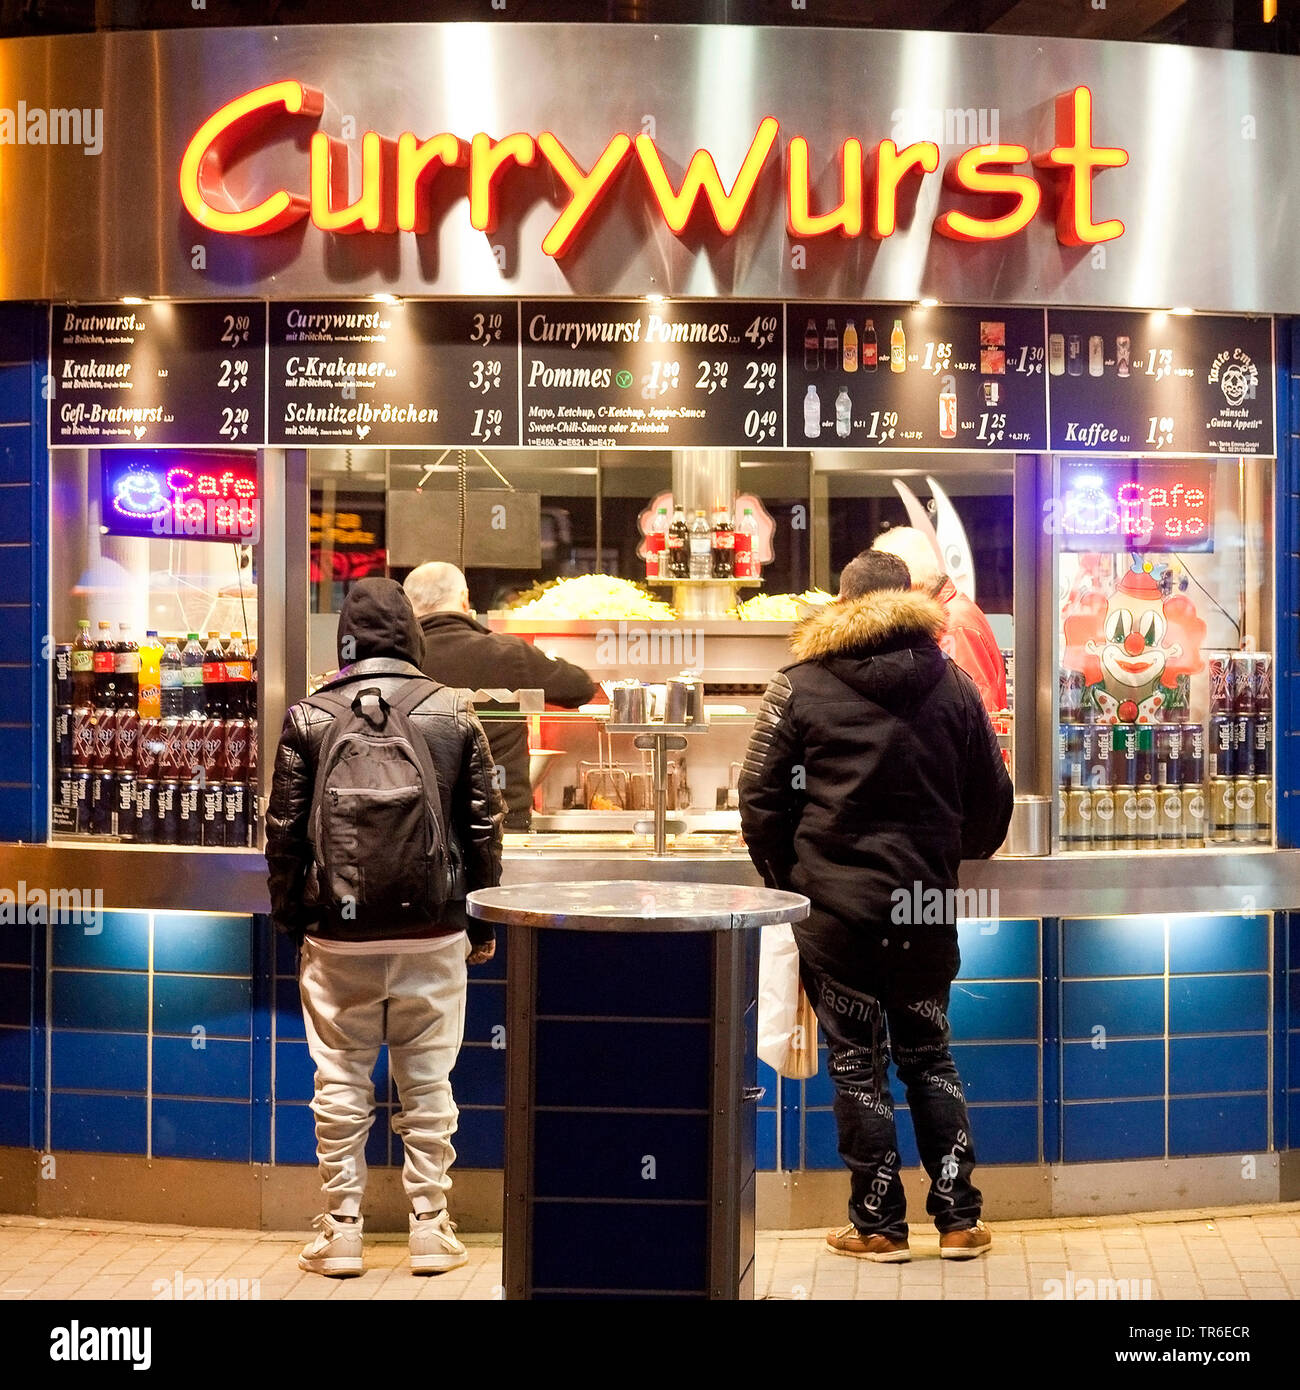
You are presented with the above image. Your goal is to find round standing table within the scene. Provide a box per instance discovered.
[467,880,809,1301]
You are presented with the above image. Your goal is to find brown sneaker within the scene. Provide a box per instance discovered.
[826,1223,911,1262]
[939,1220,992,1259]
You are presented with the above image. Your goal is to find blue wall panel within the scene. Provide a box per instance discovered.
[1063,1101,1165,1162]
[1064,916,1166,978]
[1062,1039,1164,1101]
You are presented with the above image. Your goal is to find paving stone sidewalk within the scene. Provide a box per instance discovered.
[0,1202,1296,1300]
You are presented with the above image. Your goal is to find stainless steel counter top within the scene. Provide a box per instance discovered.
[0,841,1294,920]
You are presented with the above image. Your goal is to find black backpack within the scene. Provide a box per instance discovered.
[303,679,451,929]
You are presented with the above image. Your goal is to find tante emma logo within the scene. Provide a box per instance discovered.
[179,82,1127,255]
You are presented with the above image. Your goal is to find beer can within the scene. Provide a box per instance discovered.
[1181,785,1206,847]
[1158,784,1183,844]
[54,644,73,705]
[52,769,77,833]
[1115,790,1139,849]
[201,781,225,847]
[1208,715,1235,779]
[113,707,138,773]
[1183,723,1205,784]
[1155,723,1181,785]
[1208,777,1235,844]
[89,770,115,836]
[1134,725,1156,785]
[1252,717,1272,777]
[53,705,73,769]
[178,775,203,847]
[248,720,258,777]
[1232,713,1253,777]
[115,772,137,842]
[200,718,225,780]
[1255,777,1272,844]
[1091,787,1115,847]
[1134,787,1159,849]
[156,779,179,845]
[223,779,251,849]
[92,707,115,771]
[1085,724,1111,787]
[1057,724,1072,787]
[1231,652,1255,715]
[180,717,203,778]
[136,717,162,777]
[1112,723,1138,785]
[222,719,251,780]
[250,783,260,846]
[73,769,92,834]
[1170,674,1191,722]
[1207,651,1234,713]
[134,779,158,845]
[1059,668,1084,722]
[72,705,95,769]
[1252,653,1273,714]
[1232,778,1257,844]
[158,717,184,776]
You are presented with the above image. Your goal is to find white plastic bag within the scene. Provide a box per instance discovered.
[757,923,818,1079]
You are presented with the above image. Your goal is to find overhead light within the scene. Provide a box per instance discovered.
[646,294,665,304]
[1170,306,1194,316]
[121,296,145,305]
[918,297,939,308]
[370,293,401,304]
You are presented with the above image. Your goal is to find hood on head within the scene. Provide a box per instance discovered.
[791,588,946,662]
[336,577,424,667]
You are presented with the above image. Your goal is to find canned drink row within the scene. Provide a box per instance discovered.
[53,772,257,848]
[1207,713,1272,779]
[1060,780,1270,849]
[1207,650,1273,716]
[60,709,256,780]
[1058,722,1207,789]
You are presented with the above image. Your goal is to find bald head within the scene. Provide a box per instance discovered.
[871,526,943,589]
[404,561,471,617]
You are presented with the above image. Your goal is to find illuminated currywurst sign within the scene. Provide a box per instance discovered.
[179,82,1128,254]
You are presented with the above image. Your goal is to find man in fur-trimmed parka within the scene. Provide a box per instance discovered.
[739,550,1012,1264]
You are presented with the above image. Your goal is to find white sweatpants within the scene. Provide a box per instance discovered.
[297,935,468,1218]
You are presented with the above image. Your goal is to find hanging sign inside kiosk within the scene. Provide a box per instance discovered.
[50,302,267,449]
[101,449,260,542]
[1056,460,1215,553]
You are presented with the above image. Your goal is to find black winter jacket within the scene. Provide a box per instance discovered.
[417,610,596,827]
[739,588,1013,994]
[266,580,504,946]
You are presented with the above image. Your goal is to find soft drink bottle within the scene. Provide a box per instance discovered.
[181,633,206,716]
[666,507,690,580]
[203,632,227,720]
[711,509,734,579]
[160,636,184,717]
[733,507,757,580]
[138,632,163,719]
[226,631,251,719]
[94,621,117,708]
[115,623,139,710]
[72,619,95,707]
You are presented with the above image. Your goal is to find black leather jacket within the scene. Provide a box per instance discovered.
[265,657,504,945]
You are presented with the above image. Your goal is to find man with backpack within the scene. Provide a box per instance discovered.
[266,577,504,1278]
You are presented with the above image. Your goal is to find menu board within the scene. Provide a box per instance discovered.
[785,305,1048,451]
[50,302,266,448]
[520,301,783,448]
[268,300,520,447]
[1047,311,1274,457]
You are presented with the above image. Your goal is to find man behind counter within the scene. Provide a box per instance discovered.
[404,562,597,830]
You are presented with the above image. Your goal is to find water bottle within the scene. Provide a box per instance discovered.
[160,637,184,717]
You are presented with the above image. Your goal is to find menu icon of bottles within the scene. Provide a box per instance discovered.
[835,388,852,439]
[804,385,822,439]
[939,375,958,440]
[890,320,906,373]
[842,320,858,373]
[862,319,878,372]
[1088,335,1105,377]
[823,318,838,366]
[804,319,820,372]
[1048,333,1066,376]
[1116,335,1131,378]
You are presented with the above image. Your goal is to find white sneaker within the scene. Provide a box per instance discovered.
[409,1209,469,1275]
[298,1212,364,1277]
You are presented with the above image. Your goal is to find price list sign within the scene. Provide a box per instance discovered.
[785,305,1047,451]
[268,300,520,447]
[50,302,266,448]
[520,301,783,448]
[1046,311,1275,456]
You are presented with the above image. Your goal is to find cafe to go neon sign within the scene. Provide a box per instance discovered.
[179,81,1128,254]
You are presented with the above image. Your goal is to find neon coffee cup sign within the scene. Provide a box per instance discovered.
[101,450,259,542]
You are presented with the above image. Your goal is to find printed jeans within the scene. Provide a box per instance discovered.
[298,936,467,1218]
[801,964,982,1240]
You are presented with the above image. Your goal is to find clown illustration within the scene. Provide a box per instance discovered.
[1062,560,1206,724]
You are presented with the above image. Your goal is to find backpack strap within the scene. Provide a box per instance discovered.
[378,678,455,892]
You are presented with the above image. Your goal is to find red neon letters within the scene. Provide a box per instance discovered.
[179,84,1128,254]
